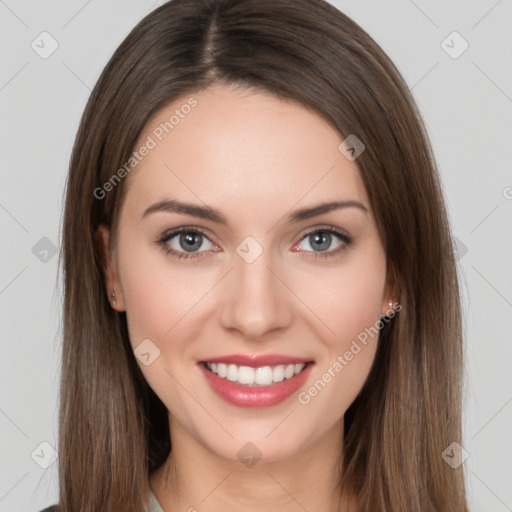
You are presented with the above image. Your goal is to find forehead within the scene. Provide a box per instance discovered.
[120,83,370,223]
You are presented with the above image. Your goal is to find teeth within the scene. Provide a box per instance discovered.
[284,364,295,379]
[273,365,284,382]
[226,364,238,382]
[205,362,306,386]
[217,363,227,378]
[255,366,273,385]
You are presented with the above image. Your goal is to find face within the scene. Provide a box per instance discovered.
[96,82,393,464]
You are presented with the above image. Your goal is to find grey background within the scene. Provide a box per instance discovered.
[1,1,511,511]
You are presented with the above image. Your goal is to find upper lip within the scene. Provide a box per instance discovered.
[200,354,313,368]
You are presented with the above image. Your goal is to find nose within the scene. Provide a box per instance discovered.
[218,250,293,341]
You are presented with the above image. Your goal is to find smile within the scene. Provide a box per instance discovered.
[198,355,314,408]
[204,362,306,387]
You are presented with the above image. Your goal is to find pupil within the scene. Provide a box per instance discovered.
[180,232,202,252]
[310,232,331,251]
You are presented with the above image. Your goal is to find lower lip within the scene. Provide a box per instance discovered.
[198,362,314,408]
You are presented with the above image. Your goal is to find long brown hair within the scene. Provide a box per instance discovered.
[58,0,468,510]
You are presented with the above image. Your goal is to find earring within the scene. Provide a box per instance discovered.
[389,299,393,310]
[110,291,116,306]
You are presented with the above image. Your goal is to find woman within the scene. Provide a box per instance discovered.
[42,0,469,510]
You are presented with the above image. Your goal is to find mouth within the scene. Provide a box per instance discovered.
[197,355,315,408]
[201,361,311,387]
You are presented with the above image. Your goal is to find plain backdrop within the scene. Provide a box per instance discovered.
[1,1,511,511]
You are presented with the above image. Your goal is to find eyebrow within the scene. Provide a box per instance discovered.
[141,199,368,224]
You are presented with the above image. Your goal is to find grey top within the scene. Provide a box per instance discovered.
[149,488,165,512]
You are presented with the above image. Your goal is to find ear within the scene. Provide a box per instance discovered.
[380,262,400,317]
[94,224,126,311]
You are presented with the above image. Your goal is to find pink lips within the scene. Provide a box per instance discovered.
[198,354,314,408]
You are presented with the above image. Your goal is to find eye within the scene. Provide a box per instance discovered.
[156,227,218,259]
[292,227,351,258]
[156,225,352,261]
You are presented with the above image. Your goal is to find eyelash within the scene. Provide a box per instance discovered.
[155,225,352,261]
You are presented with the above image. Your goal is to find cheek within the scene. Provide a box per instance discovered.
[117,240,197,347]
[121,275,168,348]
[303,246,387,345]
[116,242,207,410]
[294,249,386,414]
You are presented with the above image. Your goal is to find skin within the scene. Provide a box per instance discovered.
[96,82,395,512]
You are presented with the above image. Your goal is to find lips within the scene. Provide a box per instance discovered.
[198,354,314,408]
[201,353,312,367]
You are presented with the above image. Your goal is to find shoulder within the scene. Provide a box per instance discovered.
[38,506,58,512]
